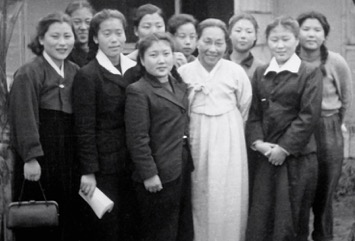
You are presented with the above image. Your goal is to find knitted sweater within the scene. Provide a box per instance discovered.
[302,51,352,121]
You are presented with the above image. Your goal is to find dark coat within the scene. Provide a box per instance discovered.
[246,62,323,156]
[73,59,134,175]
[125,73,190,183]
[245,62,323,241]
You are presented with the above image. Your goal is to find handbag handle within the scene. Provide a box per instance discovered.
[18,180,48,204]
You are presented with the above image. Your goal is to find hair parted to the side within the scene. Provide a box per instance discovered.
[133,4,165,28]
[28,12,73,56]
[87,9,127,60]
[65,0,95,16]
[167,13,198,35]
[265,15,299,39]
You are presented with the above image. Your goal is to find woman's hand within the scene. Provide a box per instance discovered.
[254,141,276,157]
[24,159,41,181]
[268,145,287,166]
[144,175,163,193]
[80,174,96,198]
[174,52,188,68]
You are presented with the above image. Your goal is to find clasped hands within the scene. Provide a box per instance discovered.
[254,141,288,166]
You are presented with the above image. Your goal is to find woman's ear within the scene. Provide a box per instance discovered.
[39,37,44,46]
[134,27,139,38]
[140,57,145,67]
[93,36,98,44]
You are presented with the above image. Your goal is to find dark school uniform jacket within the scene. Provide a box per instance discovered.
[246,62,323,156]
[125,73,190,184]
[73,58,135,175]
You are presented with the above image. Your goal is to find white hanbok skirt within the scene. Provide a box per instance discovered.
[189,107,249,241]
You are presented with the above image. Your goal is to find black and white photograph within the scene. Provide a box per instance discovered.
[1,0,355,240]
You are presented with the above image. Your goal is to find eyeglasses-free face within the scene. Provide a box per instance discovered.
[229,19,257,53]
[39,22,75,67]
[94,18,126,64]
[174,23,197,58]
[267,25,299,66]
[70,7,93,45]
[141,40,174,83]
[197,26,227,72]
[299,18,326,52]
[135,13,165,40]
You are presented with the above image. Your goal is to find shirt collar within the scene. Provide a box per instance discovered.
[96,49,136,75]
[43,51,64,78]
[264,53,301,75]
[240,52,254,68]
[96,49,121,75]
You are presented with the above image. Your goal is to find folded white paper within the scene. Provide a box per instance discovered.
[79,187,114,219]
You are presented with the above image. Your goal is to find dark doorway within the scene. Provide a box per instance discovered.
[181,0,234,24]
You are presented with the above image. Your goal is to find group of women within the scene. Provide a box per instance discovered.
[8,1,352,241]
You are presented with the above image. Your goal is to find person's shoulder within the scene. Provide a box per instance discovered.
[299,61,320,75]
[221,58,247,72]
[74,60,100,85]
[126,76,150,93]
[14,56,45,79]
[298,62,323,85]
[327,51,344,61]
[178,60,196,70]
[16,56,43,72]
[124,64,143,84]
[178,59,200,76]
[65,59,80,72]
[254,63,269,74]
[77,59,98,75]
[327,51,349,68]
[252,57,265,68]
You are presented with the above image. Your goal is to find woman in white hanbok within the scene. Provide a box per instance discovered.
[178,18,252,241]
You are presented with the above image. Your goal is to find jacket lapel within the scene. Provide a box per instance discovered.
[146,74,187,110]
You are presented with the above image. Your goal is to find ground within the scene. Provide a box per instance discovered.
[312,156,355,241]
[332,195,355,241]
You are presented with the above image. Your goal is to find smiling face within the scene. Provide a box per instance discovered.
[174,23,197,57]
[70,7,93,46]
[197,26,227,71]
[141,40,174,82]
[267,25,299,66]
[39,22,75,67]
[229,19,256,53]
[299,18,325,52]
[135,13,165,40]
[94,17,126,65]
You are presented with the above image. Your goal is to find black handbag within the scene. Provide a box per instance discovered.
[6,180,59,229]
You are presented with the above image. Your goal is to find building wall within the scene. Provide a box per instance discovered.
[6,0,72,80]
[275,0,344,54]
